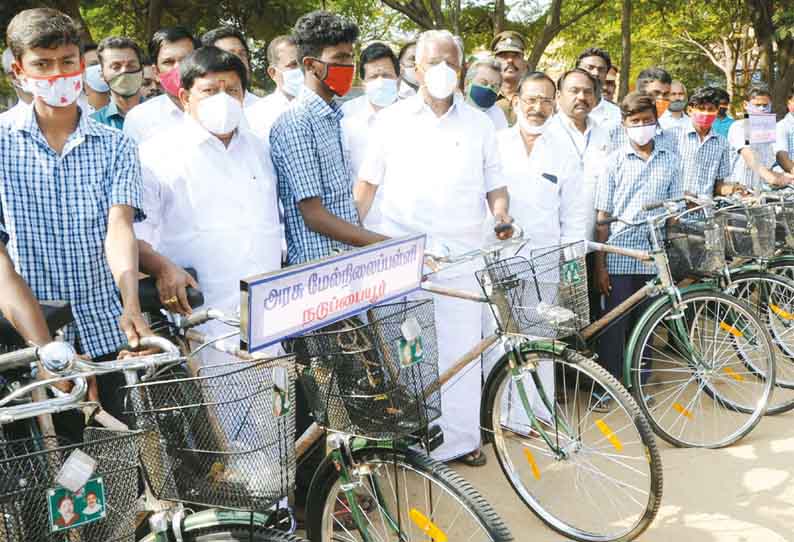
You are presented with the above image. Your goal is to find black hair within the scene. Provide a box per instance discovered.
[688,86,721,109]
[6,8,82,61]
[576,47,612,70]
[398,40,417,63]
[142,57,154,67]
[148,26,199,65]
[83,42,98,53]
[620,91,657,119]
[293,10,359,62]
[636,67,672,91]
[97,37,144,67]
[746,86,772,100]
[180,46,248,92]
[518,71,556,94]
[201,26,250,60]
[358,42,399,79]
[556,68,597,92]
[267,35,296,66]
[788,87,794,100]
[714,87,730,104]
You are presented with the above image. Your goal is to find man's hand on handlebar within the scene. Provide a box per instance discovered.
[494,213,514,241]
[118,308,153,352]
[156,261,199,316]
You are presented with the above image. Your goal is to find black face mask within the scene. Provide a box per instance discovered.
[718,106,728,118]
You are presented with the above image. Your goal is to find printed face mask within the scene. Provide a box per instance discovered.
[691,111,717,129]
[365,77,398,108]
[467,84,498,110]
[19,64,84,107]
[424,61,458,100]
[626,123,656,146]
[280,67,304,97]
[108,69,143,97]
[196,91,243,135]
[159,66,182,97]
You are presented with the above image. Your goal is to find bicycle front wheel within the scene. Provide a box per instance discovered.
[305,447,513,542]
[630,290,774,448]
[482,348,662,542]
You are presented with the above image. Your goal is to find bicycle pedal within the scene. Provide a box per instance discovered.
[425,424,444,453]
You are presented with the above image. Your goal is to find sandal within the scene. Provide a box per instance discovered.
[457,450,487,467]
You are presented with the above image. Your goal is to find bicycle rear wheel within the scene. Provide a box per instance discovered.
[305,447,513,542]
[482,348,661,542]
[630,290,774,448]
[185,526,306,541]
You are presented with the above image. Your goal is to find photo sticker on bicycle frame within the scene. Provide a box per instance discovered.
[399,337,424,367]
[562,260,583,285]
[47,477,106,532]
[272,365,291,417]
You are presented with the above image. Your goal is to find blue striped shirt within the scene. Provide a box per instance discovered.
[0,106,144,356]
[667,124,732,198]
[270,88,359,265]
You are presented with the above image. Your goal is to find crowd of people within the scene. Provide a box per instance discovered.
[2,6,794,478]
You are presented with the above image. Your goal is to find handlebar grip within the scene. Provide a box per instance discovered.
[179,309,213,330]
[597,216,619,226]
[642,201,665,211]
[186,287,205,309]
[494,223,513,235]
[0,346,38,371]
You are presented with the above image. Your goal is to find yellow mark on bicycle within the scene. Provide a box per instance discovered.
[770,304,794,321]
[719,322,744,337]
[672,403,694,419]
[723,366,745,382]
[522,448,541,480]
[409,508,448,542]
[373,394,388,401]
[595,419,623,452]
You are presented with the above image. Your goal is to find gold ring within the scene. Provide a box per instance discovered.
[164,296,178,305]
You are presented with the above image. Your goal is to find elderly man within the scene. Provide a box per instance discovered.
[659,80,689,130]
[577,47,621,130]
[356,29,511,467]
[246,35,301,141]
[464,56,508,130]
[491,30,527,126]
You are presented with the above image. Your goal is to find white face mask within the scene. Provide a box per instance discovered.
[280,67,304,98]
[517,103,551,135]
[423,61,458,100]
[626,123,657,146]
[25,70,83,107]
[196,92,243,135]
[85,64,110,93]
[398,80,417,99]
[365,77,398,108]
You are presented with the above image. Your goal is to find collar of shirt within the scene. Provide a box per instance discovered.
[404,91,464,121]
[298,86,343,122]
[13,102,105,144]
[685,121,718,142]
[179,114,244,152]
[558,111,593,137]
[621,138,669,161]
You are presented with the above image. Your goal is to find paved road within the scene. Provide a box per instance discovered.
[455,412,794,541]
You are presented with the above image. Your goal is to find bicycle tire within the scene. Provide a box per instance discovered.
[725,270,794,414]
[630,290,774,448]
[185,526,307,541]
[481,348,662,542]
[305,447,513,542]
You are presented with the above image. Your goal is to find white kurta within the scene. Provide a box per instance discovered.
[123,93,184,144]
[245,89,292,142]
[659,111,690,131]
[589,98,621,133]
[360,94,504,461]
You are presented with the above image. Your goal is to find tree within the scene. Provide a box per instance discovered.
[524,0,606,70]
[619,0,630,100]
[747,0,794,118]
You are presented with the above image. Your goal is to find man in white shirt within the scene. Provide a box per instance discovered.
[245,35,302,141]
[123,27,199,143]
[201,26,259,108]
[341,42,400,230]
[463,56,508,130]
[659,80,689,130]
[137,46,281,344]
[777,89,794,175]
[355,29,511,467]
[397,41,419,99]
[729,86,793,190]
[577,47,621,130]
[1,47,32,124]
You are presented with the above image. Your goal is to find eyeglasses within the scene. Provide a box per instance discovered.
[519,96,555,107]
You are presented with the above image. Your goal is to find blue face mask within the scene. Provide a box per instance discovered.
[468,84,498,110]
[746,103,772,114]
[365,77,398,108]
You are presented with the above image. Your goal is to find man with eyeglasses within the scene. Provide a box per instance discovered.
[577,47,621,131]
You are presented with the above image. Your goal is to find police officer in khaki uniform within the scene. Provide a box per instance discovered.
[490,30,528,127]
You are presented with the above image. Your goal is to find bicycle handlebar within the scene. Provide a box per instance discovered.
[424,222,526,267]
[0,345,39,372]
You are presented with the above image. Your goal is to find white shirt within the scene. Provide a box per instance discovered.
[243,90,260,108]
[245,89,292,142]
[361,94,504,254]
[123,94,184,144]
[545,113,611,240]
[589,98,621,132]
[659,111,690,131]
[775,112,794,155]
[728,118,776,190]
[0,100,29,126]
[497,126,586,249]
[484,103,508,131]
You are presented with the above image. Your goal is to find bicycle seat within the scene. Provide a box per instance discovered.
[138,267,205,313]
[0,300,73,347]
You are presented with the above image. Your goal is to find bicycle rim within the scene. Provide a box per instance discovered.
[486,350,661,542]
[632,292,774,448]
[311,449,512,542]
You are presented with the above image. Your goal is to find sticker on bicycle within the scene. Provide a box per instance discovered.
[47,477,106,532]
[409,508,448,541]
[272,365,291,417]
[398,337,424,367]
[241,235,426,353]
[561,260,583,285]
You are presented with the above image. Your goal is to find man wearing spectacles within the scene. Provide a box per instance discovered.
[577,47,621,131]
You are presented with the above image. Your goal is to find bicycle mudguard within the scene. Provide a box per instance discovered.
[768,254,794,268]
[138,509,273,541]
[622,282,720,387]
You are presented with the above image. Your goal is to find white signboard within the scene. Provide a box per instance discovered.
[240,235,426,352]
[747,113,777,145]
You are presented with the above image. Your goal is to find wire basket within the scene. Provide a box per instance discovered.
[476,242,590,338]
[289,300,441,440]
[125,357,296,511]
[775,201,794,250]
[665,213,726,281]
[720,205,776,259]
[0,428,143,542]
